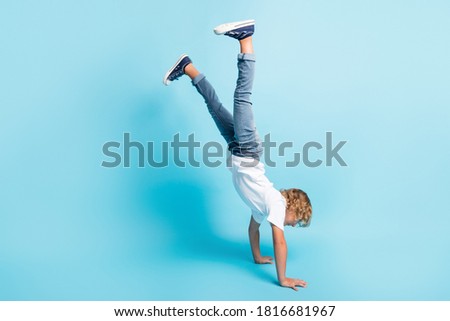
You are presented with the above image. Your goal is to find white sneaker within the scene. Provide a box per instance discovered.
[213,19,255,39]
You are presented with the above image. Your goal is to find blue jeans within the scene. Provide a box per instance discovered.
[192,53,263,160]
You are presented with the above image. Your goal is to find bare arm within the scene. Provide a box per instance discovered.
[271,223,308,291]
[248,216,273,264]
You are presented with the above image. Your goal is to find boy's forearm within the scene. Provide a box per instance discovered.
[248,225,262,261]
[271,225,288,283]
[273,239,287,283]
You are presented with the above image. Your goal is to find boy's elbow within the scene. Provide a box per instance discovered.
[272,236,287,249]
[273,239,287,247]
[248,226,258,239]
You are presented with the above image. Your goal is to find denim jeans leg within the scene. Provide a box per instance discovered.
[232,53,263,159]
[192,74,237,147]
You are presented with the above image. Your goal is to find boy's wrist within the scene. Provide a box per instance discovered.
[253,254,262,262]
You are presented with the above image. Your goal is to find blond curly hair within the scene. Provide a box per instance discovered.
[280,188,312,227]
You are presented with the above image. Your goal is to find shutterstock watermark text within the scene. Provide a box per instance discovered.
[101,132,347,168]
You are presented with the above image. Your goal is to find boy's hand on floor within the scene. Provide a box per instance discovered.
[280,278,307,291]
[254,256,274,264]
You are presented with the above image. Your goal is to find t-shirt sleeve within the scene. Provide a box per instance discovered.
[266,200,285,231]
[251,209,265,224]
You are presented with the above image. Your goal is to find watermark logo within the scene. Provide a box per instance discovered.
[101,132,347,168]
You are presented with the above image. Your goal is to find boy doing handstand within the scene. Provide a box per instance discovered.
[163,20,312,291]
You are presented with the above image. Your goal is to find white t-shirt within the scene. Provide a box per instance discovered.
[228,154,286,230]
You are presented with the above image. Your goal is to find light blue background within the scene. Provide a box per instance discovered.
[1,0,449,300]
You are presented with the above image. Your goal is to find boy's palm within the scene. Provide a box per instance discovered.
[255,256,273,264]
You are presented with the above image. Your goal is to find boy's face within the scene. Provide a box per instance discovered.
[284,208,299,227]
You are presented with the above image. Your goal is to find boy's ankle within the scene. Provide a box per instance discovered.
[184,63,200,80]
[239,37,254,54]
